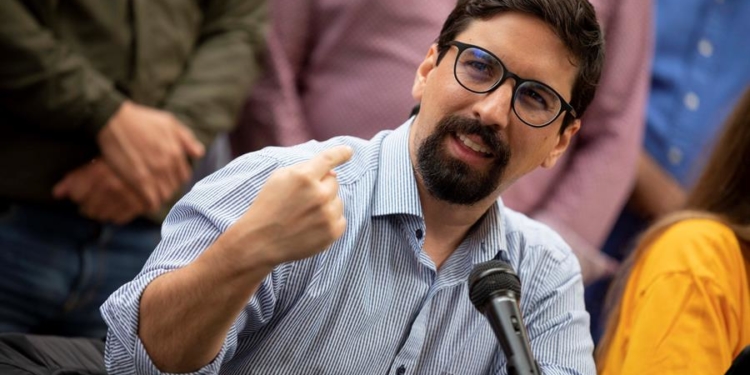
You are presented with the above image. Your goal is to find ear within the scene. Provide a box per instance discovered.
[412,44,439,102]
[541,119,581,168]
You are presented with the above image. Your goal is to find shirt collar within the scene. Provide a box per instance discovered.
[465,200,510,265]
[372,118,423,217]
[370,117,509,262]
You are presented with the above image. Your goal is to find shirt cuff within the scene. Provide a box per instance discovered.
[101,269,237,375]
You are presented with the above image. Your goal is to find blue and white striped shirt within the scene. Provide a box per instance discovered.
[101,121,595,375]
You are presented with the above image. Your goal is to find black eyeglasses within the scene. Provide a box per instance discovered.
[447,41,576,128]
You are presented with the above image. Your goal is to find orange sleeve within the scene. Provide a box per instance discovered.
[618,272,733,374]
[606,219,744,375]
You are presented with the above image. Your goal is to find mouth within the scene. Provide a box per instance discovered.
[455,132,494,158]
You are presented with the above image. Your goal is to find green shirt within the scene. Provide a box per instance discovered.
[0,0,266,208]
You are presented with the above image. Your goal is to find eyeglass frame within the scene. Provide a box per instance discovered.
[445,40,577,128]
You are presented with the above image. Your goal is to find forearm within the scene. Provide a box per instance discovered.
[135,145,350,372]
[139,226,275,372]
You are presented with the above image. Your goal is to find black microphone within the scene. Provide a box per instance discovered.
[469,260,541,375]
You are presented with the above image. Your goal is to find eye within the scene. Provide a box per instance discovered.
[522,88,547,106]
[465,60,494,76]
[457,48,500,84]
[517,83,557,111]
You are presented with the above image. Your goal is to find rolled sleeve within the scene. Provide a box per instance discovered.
[101,270,236,375]
[100,154,286,373]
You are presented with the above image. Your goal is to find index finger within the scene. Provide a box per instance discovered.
[303,145,354,178]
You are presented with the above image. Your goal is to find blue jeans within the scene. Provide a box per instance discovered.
[0,203,160,339]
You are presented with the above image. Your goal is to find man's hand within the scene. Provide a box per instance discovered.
[227,146,354,266]
[53,159,151,224]
[97,101,205,211]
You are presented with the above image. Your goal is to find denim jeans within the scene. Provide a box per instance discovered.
[0,203,160,339]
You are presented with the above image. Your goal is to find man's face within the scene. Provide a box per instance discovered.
[416,114,510,205]
[410,11,581,206]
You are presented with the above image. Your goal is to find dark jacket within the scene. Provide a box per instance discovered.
[0,0,266,210]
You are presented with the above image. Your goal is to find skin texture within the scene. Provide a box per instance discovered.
[54,101,206,222]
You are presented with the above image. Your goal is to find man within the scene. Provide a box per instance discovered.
[0,0,265,338]
[103,0,604,373]
[231,0,650,287]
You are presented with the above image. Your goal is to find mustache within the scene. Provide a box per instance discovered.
[436,115,504,156]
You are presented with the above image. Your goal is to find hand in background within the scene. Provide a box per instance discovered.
[577,250,619,285]
[97,101,205,211]
[53,159,151,224]
[629,152,687,220]
[538,216,619,285]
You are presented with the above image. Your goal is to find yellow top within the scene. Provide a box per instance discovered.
[599,219,750,375]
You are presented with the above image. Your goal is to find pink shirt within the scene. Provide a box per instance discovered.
[232,0,455,152]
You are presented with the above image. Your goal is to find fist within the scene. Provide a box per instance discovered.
[232,146,354,265]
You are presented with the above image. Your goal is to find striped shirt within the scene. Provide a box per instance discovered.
[101,120,595,375]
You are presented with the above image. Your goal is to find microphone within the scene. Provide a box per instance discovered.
[469,260,540,375]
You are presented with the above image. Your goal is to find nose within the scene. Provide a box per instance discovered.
[471,79,514,130]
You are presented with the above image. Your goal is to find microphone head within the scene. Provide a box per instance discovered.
[468,260,521,311]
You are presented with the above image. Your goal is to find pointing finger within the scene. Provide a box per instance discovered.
[303,145,353,178]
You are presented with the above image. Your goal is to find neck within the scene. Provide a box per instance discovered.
[407,121,500,268]
[416,179,496,269]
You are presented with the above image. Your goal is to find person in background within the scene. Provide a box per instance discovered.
[588,0,750,340]
[102,0,605,373]
[596,86,750,374]
[0,0,265,338]
[230,0,652,287]
[230,0,457,153]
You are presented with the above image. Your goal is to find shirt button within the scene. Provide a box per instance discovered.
[396,365,406,375]
[698,39,713,57]
[415,228,423,240]
[684,92,700,111]
[668,146,683,166]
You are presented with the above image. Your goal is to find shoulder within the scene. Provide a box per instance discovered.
[500,206,582,298]
[502,206,575,265]
[173,133,388,229]
[249,133,387,184]
[640,218,744,281]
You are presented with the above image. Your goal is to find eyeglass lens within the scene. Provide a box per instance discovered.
[455,46,562,126]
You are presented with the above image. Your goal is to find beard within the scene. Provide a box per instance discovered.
[416,115,511,205]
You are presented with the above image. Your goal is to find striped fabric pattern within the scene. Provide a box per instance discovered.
[101,121,595,375]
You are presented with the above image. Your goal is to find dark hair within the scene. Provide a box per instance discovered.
[435,0,605,131]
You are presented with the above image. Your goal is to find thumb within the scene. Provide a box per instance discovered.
[52,176,72,199]
[303,145,354,178]
[176,125,205,159]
